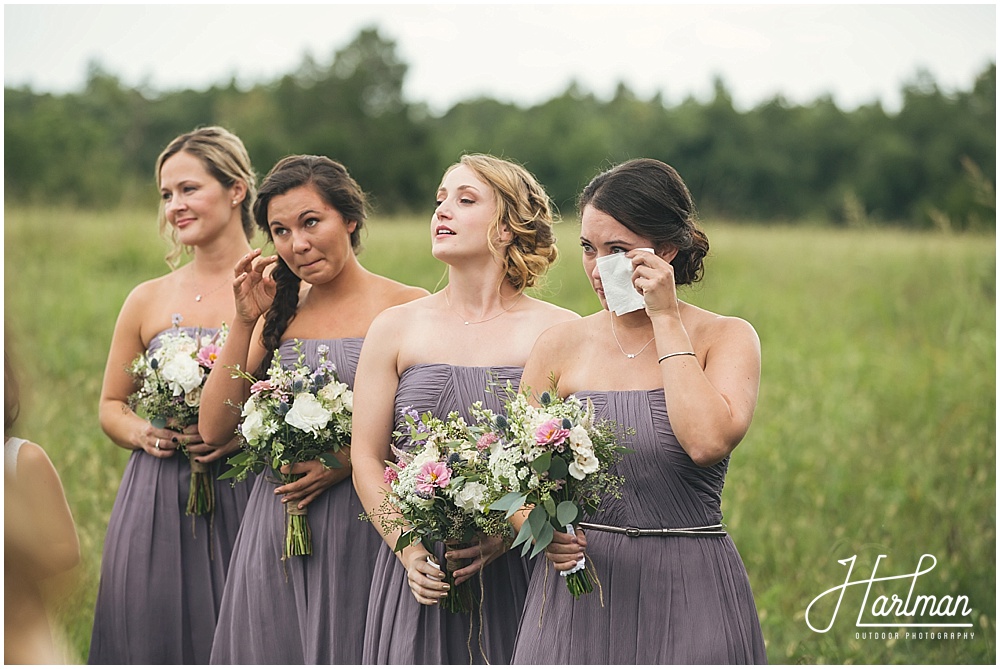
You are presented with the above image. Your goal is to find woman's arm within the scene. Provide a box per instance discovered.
[98,285,181,458]
[198,249,277,448]
[632,249,761,466]
[350,309,449,605]
[10,441,80,578]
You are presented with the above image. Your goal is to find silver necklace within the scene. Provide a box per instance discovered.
[610,314,656,359]
[193,278,229,302]
[444,287,523,325]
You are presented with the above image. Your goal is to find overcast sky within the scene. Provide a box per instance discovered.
[4,3,996,114]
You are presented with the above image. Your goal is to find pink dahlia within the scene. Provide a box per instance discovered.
[535,419,570,447]
[415,461,451,495]
[196,344,222,369]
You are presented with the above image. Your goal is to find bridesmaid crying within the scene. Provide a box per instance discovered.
[511,158,768,664]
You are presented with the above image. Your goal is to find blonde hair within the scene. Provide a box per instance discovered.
[154,126,257,268]
[450,154,559,292]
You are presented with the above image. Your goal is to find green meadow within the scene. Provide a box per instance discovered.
[4,206,995,663]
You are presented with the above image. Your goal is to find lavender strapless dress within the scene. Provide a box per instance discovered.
[88,327,255,664]
[511,389,767,664]
[362,364,530,665]
[210,338,383,664]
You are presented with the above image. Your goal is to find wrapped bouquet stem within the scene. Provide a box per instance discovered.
[284,496,312,558]
[185,456,215,517]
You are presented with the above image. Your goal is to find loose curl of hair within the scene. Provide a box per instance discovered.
[451,154,559,292]
[155,126,257,268]
[578,158,709,285]
[251,155,368,378]
[4,350,20,433]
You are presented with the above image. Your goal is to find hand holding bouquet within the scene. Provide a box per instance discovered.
[478,383,631,598]
[127,314,228,516]
[220,341,352,559]
[368,408,511,613]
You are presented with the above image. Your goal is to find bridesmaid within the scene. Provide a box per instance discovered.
[199,155,426,663]
[352,154,579,664]
[5,349,80,664]
[511,158,767,663]
[89,126,258,663]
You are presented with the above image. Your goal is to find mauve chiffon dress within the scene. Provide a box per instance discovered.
[511,389,767,664]
[362,363,531,665]
[88,327,255,664]
[210,338,383,664]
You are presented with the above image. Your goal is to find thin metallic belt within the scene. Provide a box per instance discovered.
[578,521,728,538]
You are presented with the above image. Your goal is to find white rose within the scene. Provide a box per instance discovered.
[568,451,600,480]
[240,398,268,443]
[568,425,592,453]
[452,481,488,513]
[184,386,202,408]
[285,393,333,435]
[341,389,353,413]
[160,353,203,395]
[319,381,345,403]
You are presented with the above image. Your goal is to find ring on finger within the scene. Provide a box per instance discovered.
[155,438,161,451]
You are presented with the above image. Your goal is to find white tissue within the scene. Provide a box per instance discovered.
[596,249,653,316]
[559,524,586,577]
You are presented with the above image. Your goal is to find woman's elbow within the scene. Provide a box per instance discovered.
[685,436,739,468]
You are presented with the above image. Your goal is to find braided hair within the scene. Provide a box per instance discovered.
[252,155,367,377]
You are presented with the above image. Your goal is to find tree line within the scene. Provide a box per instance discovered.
[5,27,995,230]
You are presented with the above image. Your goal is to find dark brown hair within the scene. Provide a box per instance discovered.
[252,155,367,377]
[579,158,709,285]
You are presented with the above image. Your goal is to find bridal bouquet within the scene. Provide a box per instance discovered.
[478,383,631,598]
[368,407,511,613]
[127,314,228,516]
[220,341,352,558]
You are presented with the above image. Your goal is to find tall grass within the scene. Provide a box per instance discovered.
[4,206,995,663]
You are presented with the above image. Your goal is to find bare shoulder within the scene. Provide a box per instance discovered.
[530,308,590,352]
[375,275,430,307]
[524,296,580,327]
[115,273,175,338]
[11,441,59,482]
[366,292,435,335]
[683,302,760,353]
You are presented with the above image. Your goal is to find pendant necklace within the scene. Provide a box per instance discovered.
[193,278,229,303]
[444,286,523,325]
[610,313,656,359]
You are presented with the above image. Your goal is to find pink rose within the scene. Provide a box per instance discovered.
[535,419,570,447]
[250,379,275,394]
[415,461,451,494]
[383,467,398,484]
[477,432,499,451]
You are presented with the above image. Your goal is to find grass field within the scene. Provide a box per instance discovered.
[4,205,996,663]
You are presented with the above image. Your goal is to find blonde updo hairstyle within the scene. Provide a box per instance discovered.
[155,126,257,268]
[451,154,559,292]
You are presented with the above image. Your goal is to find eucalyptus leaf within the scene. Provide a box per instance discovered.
[530,523,555,558]
[556,500,578,527]
[531,451,552,473]
[548,456,568,480]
